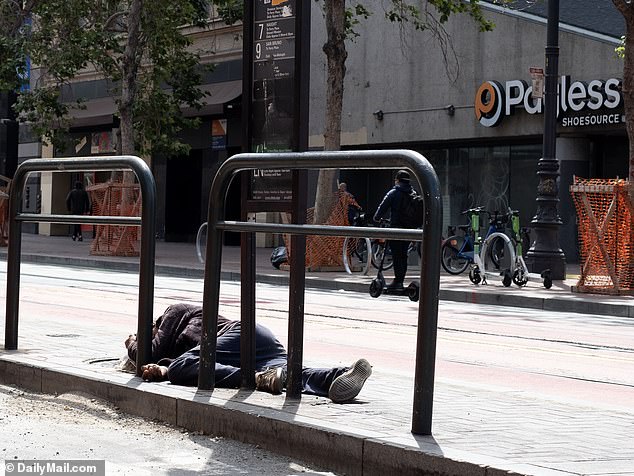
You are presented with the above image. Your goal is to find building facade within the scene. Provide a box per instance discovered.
[20,1,627,264]
[312,1,626,262]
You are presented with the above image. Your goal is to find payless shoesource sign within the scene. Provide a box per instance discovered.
[475,76,623,128]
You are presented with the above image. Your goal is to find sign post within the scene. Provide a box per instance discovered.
[240,0,310,394]
[529,67,544,99]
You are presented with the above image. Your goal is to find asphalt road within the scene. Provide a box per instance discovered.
[9,262,634,412]
[2,262,634,475]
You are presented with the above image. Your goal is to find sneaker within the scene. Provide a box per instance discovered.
[328,359,372,403]
[255,367,287,395]
[71,235,76,241]
[78,236,83,242]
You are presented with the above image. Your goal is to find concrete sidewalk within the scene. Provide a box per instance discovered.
[1,233,633,476]
[2,232,634,318]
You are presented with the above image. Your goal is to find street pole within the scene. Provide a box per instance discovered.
[0,91,19,178]
[525,0,566,280]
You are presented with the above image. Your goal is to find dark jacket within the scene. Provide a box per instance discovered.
[66,183,91,214]
[126,303,237,363]
[373,181,413,227]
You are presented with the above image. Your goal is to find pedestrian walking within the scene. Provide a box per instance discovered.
[65,180,91,241]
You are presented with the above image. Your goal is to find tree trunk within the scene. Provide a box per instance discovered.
[314,0,347,225]
[117,0,142,188]
[119,0,143,157]
[614,1,634,203]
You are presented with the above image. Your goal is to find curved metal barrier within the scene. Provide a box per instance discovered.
[199,150,442,435]
[3,156,156,377]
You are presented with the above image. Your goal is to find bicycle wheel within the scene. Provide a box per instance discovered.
[482,232,515,271]
[487,236,514,269]
[343,237,371,275]
[441,235,470,275]
[487,234,507,269]
[371,241,394,270]
[196,222,208,264]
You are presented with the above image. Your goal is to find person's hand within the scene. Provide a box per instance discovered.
[141,364,168,382]
[124,334,136,349]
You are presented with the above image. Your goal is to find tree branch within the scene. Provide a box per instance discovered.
[103,11,127,32]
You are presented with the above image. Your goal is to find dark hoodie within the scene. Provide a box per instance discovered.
[373,180,413,227]
[126,303,237,363]
[66,181,91,214]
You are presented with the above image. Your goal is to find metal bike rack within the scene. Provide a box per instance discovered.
[199,150,442,435]
[3,156,156,377]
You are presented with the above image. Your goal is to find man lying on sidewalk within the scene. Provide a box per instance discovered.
[125,303,203,363]
[125,303,372,404]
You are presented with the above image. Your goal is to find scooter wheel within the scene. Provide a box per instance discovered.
[502,270,512,287]
[407,282,420,302]
[469,267,481,285]
[543,275,552,289]
[512,269,528,287]
[541,270,553,289]
[369,278,383,298]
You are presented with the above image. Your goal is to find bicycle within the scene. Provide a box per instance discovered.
[343,217,420,275]
[369,219,421,271]
[342,212,373,275]
[196,221,207,264]
[440,207,509,275]
[505,208,551,288]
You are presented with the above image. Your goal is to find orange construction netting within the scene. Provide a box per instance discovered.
[570,177,634,295]
[284,190,360,270]
[87,181,141,257]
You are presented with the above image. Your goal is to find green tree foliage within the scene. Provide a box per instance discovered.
[0,0,36,91]
[2,0,211,157]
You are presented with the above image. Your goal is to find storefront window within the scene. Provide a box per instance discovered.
[422,143,541,237]
[509,144,541,227]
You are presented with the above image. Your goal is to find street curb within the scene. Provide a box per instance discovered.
[9,253,634,318]
[0,358,534,476]
[440,288,634,318]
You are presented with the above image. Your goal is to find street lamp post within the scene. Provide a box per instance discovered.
[525,0,566,280]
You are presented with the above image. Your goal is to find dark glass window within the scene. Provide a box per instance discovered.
[421,143,541,236]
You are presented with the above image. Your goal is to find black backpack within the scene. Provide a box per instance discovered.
[398,189,424,229]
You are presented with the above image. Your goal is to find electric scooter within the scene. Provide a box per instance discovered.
[368,243,420,302]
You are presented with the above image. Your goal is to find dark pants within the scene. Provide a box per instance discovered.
[167,322,347,397]
[71,224,82,238]
[390,240,409,284]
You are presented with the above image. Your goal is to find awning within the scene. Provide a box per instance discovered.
[69,79,242,127]
[70,97,116,128]
[183,80,242,117]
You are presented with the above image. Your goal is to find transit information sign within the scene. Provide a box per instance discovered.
[250,0,297,201]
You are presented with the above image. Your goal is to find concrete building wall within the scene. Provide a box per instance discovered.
[308,3,624,145]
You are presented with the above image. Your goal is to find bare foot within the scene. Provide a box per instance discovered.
[141,364,168,382]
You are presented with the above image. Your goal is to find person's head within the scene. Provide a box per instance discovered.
[338,182,347,192]
[74,181,83,190]
[395,170,410,184]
